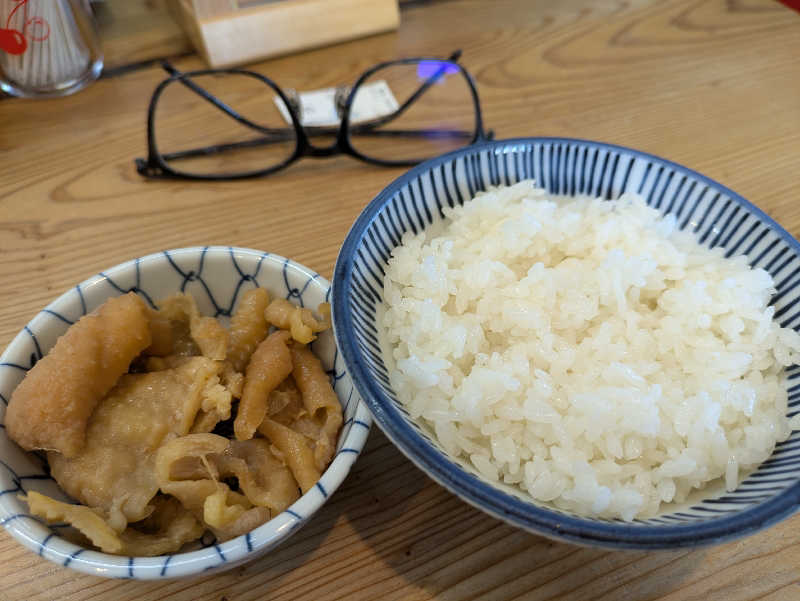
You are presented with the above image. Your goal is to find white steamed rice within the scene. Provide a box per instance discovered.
[381,181,800,520]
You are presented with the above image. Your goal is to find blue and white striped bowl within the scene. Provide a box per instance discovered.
[0,247,371,578]
[331,138,800,549]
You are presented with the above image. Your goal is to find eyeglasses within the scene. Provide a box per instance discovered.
[135,51,491,180]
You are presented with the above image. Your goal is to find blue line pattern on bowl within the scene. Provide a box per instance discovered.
[333,138,800,548]
[0,246,370,578]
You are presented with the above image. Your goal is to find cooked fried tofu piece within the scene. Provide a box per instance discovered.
[118,496,205,556]
[24,491,204,556]
[227,288,270,373]
[48,357,229,524]
[23,490,124,554]
[258,418,320,494]
[234,330,293,441]
[290,344,343,472]
[155,433,295,542]
[264,298,331,344]
[155,293,229,360]
[6,292,151,458]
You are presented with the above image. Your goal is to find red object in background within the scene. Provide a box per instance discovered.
[1,0,27,54]
[0,27,26,54]
[0,0,49,55]
[778,0,800,12]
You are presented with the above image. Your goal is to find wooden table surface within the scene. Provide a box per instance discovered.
[1,0,799,599]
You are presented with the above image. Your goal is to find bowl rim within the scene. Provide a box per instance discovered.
[0,245,372,578]
[332,137,800,549]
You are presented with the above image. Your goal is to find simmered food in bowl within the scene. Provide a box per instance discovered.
[381,181,800,521]
[6,289,341,555]
[0,246,371,578]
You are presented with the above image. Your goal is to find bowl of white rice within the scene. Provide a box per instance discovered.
[332,138,800,548]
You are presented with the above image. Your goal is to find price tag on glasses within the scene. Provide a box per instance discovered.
[274,80,399,128]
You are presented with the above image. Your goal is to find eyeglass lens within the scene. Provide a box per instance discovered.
[346,61,477,163]
[153,72,298,177]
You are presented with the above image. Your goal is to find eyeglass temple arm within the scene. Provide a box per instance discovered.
[349,51,463,132]
[157,127,474,163]
[345,50,488,141]
[165,49,459,137]
[159,61,287,136]
[157,52,470,140]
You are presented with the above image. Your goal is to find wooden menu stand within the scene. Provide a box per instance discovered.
[168,0,401,67]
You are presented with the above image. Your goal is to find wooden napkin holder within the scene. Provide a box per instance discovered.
[168,0,401,68]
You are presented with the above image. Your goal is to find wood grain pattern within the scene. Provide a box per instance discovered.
[92,1,192,70]
[1,0,800,599]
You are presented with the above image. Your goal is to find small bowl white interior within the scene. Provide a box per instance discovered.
[0,246,371,579]
[332,138,800,549]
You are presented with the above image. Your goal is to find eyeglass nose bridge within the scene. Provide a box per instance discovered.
[282,85,351,126]
[290,85,353,158]
[283,86,353,123]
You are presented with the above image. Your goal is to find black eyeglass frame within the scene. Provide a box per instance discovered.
[135,51,490,181]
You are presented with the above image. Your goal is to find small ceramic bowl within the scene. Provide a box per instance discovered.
[0,246,371,578]
[332,137,800,549]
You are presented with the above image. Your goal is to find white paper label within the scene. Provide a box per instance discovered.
[274,80,399,128]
